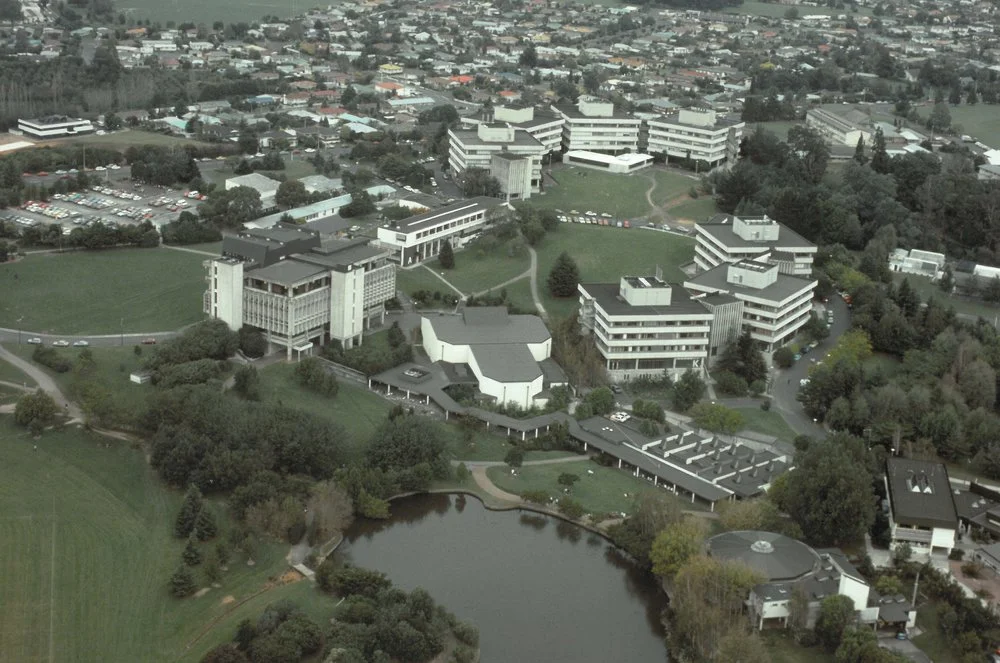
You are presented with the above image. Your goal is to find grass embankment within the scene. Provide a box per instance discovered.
[735,407,798,441]
[669,197,719,223]
[395,247,531,300]
[0,248,207,334]
[0,418,329,663]
[487,460,707,515]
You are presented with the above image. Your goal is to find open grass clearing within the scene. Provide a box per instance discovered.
[529,167,657,218]
[436,247,530,295]
[651,169,698,206]
[0,418,305,663]
[0,248,207,334]
[669,196,719,223]
[487,460,706,516]
[728,1,871,16]
[0,353,35,387]
[761,632,837,663]
[734,407,797,441]
[947,104,1000,144]
[893,273,1000,321]
[534,224,696,320]
[51,130,220,152]
[748,120,803,141]
[206,159,315,187]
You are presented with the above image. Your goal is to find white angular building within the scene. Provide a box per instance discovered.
[447,123,546,199]
[644,108,744,168]
[376,197,508,266]
[205,226,395,357]
[18,115,94,138]
[694,214,817,277]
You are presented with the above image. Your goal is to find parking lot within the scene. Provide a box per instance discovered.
[7,179,199,234]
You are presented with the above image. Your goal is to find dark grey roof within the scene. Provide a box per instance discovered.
[685,263,816,304]
[426,309,550,345]
[885,458,958,529]
[708,530,820,582]
[953,489,996,523]
[647,111,743,130]
[698,214,815,251]
[471,344,542,383]
[299,238,387,269]
[249,258,326,285]
[554,103,638,121]
[578,282,713,317]
[451,128,543,148]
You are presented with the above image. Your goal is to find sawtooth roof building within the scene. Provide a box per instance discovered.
[884,458,959,561]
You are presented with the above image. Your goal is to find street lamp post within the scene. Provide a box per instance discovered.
[17,316,23,345]
[120,317,124,346]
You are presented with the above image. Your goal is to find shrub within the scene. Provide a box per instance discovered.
[961,561,984,578]
[773,346,795,368]
[714,370,748,396]
[557,498,585,519]
[521,490,551,504]
[32,345,72,373]
[294,357,339,397]
[155,358,225,388]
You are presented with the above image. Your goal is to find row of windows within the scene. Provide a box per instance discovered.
[414,214,483,240]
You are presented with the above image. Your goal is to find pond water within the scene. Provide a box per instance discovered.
[340,494,670,663]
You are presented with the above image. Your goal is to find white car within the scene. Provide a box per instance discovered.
[304,148,316,153]
[73,340,90,347]
[95,166,106,172]
[27,337,42,345]
[52,340,70,347]
[109,164,121,170]
[800,378,810,387]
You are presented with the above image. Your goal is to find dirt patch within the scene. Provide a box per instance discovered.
[950,560,1000,607]
[193,587,211,598]
[279,569,304,584]
[220,595,236,605]
[665,194,692,209]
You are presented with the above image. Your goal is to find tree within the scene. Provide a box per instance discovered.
[504,447,524,471]
[672,370,706,412]
[183,538,203,566]
[927,102,951,132]
[14,389,58,431]
[689,402,745,434]
[718,498,799,537]
[547,252,580,297]
[717,330,767,384]
[557,473,579,491]
[870,126,891,174]
[717,630,770,663]
[104,112,123,131]
[233,365,260,401]
[558,497,585,519]
[387,321,406,349]
[584,386,615,415]
[650,518,706,578]
[853,136,868,165]
[195,508,218,541]
[519,44,538,68]
[773,346,795,369]
[175,485,204,538]
[780,434,875,546]
[307,480,354,544]
[275,180,310,208]
[458,167,501,197]
[815,594,856,650]
[170,565,197,597]
[201,644,249,663]
[438,240,455,269]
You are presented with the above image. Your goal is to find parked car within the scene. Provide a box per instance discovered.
[52,340,70,347]
[800,378,810,387]
[610,385,622,394]
[141,337,157,345]
[27,337,42,344]
[72,340,90,347]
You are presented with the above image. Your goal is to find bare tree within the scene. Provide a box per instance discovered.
[307,480,354,545]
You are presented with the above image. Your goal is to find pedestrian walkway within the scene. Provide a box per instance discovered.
[0,344,83,422]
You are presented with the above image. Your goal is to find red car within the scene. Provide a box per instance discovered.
[141,337,157,345]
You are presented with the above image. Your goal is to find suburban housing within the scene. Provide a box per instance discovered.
[376,197,508,266]
[204,226,395,356]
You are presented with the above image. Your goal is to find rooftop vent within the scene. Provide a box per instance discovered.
[750,540,774,554]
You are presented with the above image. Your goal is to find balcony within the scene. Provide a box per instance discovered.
[893,527,933,544]
[202,291,211,315]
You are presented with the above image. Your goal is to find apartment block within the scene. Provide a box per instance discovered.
[376,197,509,266]
[447,123,545,199]
[695,214,817,277]
[644,108,744,168]
[553,98,642,155]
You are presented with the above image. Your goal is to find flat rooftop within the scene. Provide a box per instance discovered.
[698,214,815,251]
[565,150,653,165]
[685,263,816,303]
[388,197,502,234]
[886,458,958,530]
[579,282,713,317]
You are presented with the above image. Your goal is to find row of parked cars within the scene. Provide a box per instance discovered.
[556,209,632,228]
[91,185,142,202]
[53,192,113,210]
[22,200,81,221]
[27,338,88,347]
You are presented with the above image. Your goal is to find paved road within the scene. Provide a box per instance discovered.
[527,245,547,321]
[766,296,852,438]
[0,344,83,421]
[0,328,180,347]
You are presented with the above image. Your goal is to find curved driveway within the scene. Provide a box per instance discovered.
[0,328,180,348]
[0,344,83,421]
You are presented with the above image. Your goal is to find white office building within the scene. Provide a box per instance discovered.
[694,214,817,277]
[685,260,817,352]
[447,123,546,199]
[645,108,744,168]
[888,248,946,281]
[553,98,642,155]
[204,227,395,357]
[578,275,715,381]
[17,115,95,138]
[805,106,873,147]
[376,197,509,266]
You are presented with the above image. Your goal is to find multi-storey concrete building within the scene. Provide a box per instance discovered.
[447,123,546,199]
[204,226,395,357]
[805,106,873,147]
[694,214,817,277]
[553,98,642,155]
[376,197,509,266]
[578,275,715,381]
[18,115,94,138]
[644,108,744,168]
[684,260,817,352]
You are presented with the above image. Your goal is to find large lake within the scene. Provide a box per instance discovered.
[339,494,670,663]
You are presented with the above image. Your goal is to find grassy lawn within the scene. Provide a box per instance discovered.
[207,160,315,187]
[182,241,223,254]
[256,362,393,461]
[534,224,696,320]
[0,418,318,663]
[651,169,696,206]
[0,353,35,387]
[761,632,836,663]
[669,196,719,223]
[0,248,207,334]
[735,407,797,441]
[530,167,655,218]
[487,460,705,516]
[913,604,962,663]
[437,247,531,295]
[54,130,219,151]
[748,120,803,141]
[893,273,1000,321]
[728,1,871,16]
[395,264,454,303]
[947,104,1000,144]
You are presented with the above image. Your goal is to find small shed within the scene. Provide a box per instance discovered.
[130,371,152,385]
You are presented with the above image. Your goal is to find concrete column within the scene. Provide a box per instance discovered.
[691,492,695,503]
[387,385,392,395]
[653,476,658,487]
[618,459,622,469]
[367,379,371,388]
[634,467,639,478]
[535,429,539,438]
[521,431,526,441]
[583,442,588,451]
[710,501,715,513]
[406,390,410,399]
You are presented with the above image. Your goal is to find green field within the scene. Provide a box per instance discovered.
[0,418,329,663]
[56,130,218,151]
[487,460,707,515]
[0,353,35,387]
[0,248,206,334]
[761,632,836,663]
[946,104,1000,144]
[534,224,696,320]
[748,120,802,141]
[669,197,719,223]
[531,168,656,218]
[735,407,797,441]
[206,159,315,187]
[398,246,531,299]
[912,604,962,663]
[728,1,871,17]
[893,273,1000,321]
